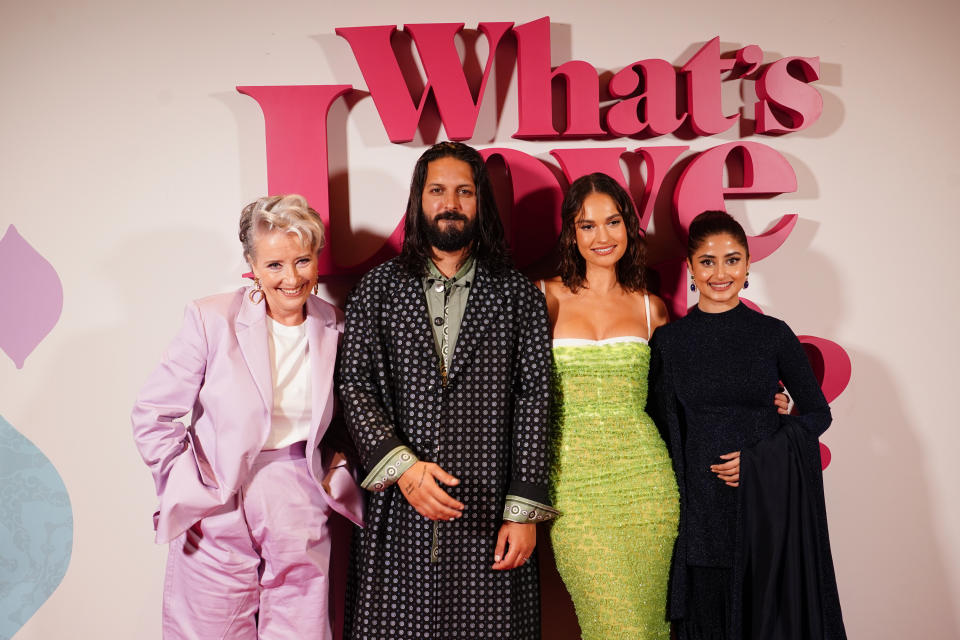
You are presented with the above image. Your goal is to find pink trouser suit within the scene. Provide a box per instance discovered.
[132,288,364,639]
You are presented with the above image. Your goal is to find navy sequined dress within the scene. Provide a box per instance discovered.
[648,303,846,640]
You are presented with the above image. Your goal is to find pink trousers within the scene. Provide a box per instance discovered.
[162,445,333,639]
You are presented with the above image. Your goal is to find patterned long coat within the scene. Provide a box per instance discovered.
[338,257,553,640]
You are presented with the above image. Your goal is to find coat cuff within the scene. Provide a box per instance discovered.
[502,479,558,522]
[503,495,559,523]
[361,445,418,491]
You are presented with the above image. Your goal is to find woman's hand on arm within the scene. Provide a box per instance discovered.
[711,451,741,487]
[774,386,791,414]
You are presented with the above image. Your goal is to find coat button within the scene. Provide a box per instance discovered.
[434,316,444,326]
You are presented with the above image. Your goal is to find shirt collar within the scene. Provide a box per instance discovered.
[426,254,476,288]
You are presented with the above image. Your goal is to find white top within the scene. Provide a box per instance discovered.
[551,335,648,347]
[538,280,653,346]
[263,317,311,450]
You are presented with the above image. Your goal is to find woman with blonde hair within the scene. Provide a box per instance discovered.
[132,194,362,639]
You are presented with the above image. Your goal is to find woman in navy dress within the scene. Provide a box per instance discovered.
[647,211,846,640]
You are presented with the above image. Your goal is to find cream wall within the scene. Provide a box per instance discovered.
[1,0,958,638]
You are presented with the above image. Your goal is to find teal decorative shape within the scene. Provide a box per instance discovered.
[0,415,73,639]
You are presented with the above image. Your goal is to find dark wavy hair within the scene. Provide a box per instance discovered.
[686,210,750,261]
[397,141,511,277]
[557,172,647,293]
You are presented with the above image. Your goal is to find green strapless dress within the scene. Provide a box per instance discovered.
[549,338,680,640]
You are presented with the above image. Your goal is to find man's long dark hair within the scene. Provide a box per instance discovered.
[397,141,512,277]
[557,172,647,293]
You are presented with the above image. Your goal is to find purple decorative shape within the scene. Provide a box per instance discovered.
[0,225,63,368]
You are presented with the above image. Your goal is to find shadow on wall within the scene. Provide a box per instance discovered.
[325,94,405,271]
[826,347,959,639]
[211,90,267,204]
[757,224,959,638]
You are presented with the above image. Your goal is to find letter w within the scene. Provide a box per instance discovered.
[336,22,512,143]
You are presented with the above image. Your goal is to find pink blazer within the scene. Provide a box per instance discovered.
[132,287,364,544]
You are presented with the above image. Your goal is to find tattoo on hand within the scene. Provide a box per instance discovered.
[404,466,428,496]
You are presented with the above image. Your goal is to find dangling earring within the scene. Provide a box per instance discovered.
[313,281,319,295]
[690,276,697,292]
[249,277,265,304]
[743,272,750,290]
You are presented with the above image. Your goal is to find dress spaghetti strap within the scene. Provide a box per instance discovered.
[538,279,546,294]
[643,293,652,340]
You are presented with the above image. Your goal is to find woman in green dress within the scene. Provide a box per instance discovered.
[541,173,679,640]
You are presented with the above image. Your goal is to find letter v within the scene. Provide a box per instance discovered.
[336,22,512,143]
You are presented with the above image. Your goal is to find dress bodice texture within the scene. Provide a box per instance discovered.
[549,338,678,640]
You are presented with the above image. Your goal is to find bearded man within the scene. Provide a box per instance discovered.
[338,141,557,639]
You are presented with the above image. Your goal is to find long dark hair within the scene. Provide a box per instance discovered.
[686,210,750,260]
[397,141,511,276]
[557,172,647,293]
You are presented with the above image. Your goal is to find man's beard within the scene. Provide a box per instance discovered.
[424,211,477,252]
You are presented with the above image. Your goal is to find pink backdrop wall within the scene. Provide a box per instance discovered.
[1,1,958,638]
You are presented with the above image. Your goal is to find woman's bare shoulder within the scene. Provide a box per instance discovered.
[638,291,671,328]
[541,276,571,297]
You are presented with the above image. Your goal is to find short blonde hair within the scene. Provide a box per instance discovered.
[239,194,325,260]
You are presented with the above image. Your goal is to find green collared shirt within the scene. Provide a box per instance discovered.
[423,255,476,374]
